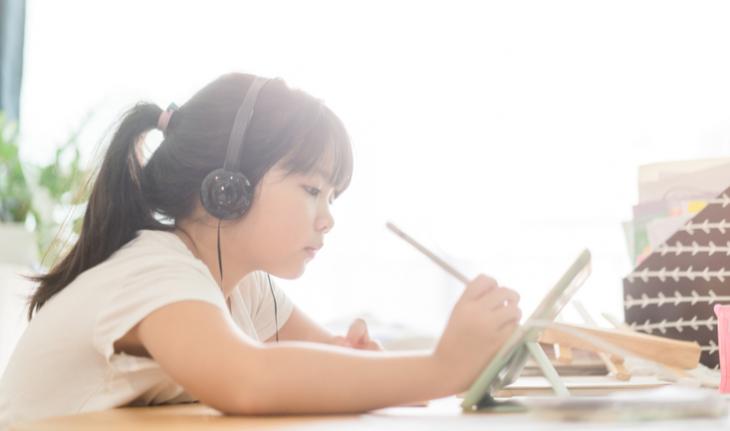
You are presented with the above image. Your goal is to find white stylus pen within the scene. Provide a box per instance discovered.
[385,221,470,284]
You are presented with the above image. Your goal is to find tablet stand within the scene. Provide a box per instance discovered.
[472,341,569,411]
[525,341,570,396]
[472,323,702,411]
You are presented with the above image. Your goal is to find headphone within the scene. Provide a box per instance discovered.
[200,77,270,219]
[198,76,280,342]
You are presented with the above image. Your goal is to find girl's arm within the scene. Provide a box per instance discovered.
[266,306,382,350]
[137,275,520,415]
[265,306,337,344]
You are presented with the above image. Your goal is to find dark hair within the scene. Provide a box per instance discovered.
[27,73,353,319]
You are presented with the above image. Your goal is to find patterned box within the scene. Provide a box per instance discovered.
[623,187,730,369]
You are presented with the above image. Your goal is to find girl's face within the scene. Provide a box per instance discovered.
[229,162,337,279]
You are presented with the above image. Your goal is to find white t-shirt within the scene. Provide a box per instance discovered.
[0,230,293,430]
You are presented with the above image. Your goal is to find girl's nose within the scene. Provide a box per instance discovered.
[316,205,335,234]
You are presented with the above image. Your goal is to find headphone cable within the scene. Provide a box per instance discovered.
[216,219,223,282]
[216,219,278,343]
[267,273,279,343]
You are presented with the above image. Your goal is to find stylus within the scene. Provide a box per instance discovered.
[386,221,470,284]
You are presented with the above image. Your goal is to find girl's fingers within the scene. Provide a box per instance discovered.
[332,335,349,347]
[497,319,520,334]
[492,305,523,329]
[482,288,520,310]
[366,339,384,351]
[463,275,498,301]
[346,318,368,346]
[341,319,383,351]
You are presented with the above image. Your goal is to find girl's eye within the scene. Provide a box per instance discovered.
[303,186,321,197]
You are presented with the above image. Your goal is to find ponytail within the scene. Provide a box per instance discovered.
[28,103,166,319]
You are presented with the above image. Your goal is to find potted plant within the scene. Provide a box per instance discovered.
[0,114,36,266]
[0,113,89,268]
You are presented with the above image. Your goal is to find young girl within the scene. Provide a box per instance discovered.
[0,73,521,427]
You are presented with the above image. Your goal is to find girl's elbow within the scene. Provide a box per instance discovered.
[212,351,275,415]
[217,388,277,416]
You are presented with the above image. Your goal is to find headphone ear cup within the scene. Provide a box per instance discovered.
[200,168,254,219]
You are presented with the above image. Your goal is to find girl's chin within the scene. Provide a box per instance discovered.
[264,252,315,279]
[269,264,307,280]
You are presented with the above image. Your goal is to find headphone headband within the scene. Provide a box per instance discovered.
[224,77,270,172]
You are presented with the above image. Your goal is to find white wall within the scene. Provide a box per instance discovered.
[15,0,730,337]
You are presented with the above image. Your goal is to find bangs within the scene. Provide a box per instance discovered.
[280,104,353,197]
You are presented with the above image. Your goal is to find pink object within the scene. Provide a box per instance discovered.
[157,110,173,133]
[715,304,730,392]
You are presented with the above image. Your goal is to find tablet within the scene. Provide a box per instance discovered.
[461,249,592,411]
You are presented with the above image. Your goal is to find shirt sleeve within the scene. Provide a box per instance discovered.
[91,264,228,367]
[236,271,294,341]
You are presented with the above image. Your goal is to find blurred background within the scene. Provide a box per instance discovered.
[3,0,730,368]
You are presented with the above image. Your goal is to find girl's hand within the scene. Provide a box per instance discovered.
[332,318,383,351]
[434,274,522,393]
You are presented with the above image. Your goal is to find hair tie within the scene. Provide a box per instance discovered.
[157,103,178,134]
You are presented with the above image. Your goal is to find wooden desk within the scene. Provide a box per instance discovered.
[10,402,354,431]
[11,399,455,431]
[10,394,730,431]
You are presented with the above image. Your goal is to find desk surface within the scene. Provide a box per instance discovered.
[10,395,730,431]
